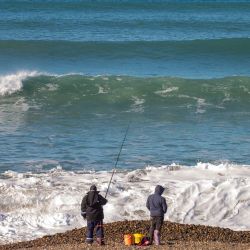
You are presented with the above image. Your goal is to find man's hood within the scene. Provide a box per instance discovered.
[87,190,99,206]
[154,185,165,195]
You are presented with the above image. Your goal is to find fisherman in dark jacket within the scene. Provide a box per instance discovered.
[81,185,107,245]
[146,185,167,245]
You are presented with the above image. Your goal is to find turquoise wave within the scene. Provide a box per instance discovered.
[1,74,250,171]
[2,74,250,115]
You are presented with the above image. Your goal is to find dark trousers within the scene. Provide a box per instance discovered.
[86,220,104,243]
[149,216,163,244]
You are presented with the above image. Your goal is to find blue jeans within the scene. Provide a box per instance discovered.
[86,220,104,243]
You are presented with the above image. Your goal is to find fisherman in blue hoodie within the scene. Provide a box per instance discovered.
[146,185,167,245]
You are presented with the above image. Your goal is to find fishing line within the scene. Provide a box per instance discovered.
[105,123,130,198]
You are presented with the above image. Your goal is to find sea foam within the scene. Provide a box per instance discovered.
[0,71,39,96]
[0,163,249,243]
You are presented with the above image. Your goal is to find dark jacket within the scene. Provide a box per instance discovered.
[81,190,107,221]
[146,185,167,217]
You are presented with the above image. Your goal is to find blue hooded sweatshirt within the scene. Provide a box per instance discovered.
[146,185,167,217]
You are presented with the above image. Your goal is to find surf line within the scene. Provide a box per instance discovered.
[105,123,130,198]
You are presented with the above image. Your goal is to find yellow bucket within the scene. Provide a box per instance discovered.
[133,233,144,244]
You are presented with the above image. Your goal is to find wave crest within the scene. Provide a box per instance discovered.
[1,73,250,116]
[0,71,40,96]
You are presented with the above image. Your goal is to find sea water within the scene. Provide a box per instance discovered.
[0,0,250,243]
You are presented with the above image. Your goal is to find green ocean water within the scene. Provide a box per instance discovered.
[1,0,250,172]
[1,74,250,172]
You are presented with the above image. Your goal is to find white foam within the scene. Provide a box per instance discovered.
[0,71,39,96]
[196,98,207,114]
[0,163,250,243]
[97,85,109,94]
[239,85,250,94]
[155,86,179,97]
[42,83,59,92]
[130,96,145,113]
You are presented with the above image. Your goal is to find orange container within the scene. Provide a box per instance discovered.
[124,234,134,246]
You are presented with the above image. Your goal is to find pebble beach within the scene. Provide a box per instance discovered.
[1,221,250,250]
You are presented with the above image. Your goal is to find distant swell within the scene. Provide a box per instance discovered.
[1,38,250,78]
[1,38,250,59]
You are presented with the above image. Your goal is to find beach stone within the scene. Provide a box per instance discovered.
[0,220,249,250]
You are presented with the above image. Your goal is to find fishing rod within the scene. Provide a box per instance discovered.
[105,123,130,198]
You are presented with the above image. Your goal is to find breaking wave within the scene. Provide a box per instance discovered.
[1,72,250,115]
[0,163,250,243]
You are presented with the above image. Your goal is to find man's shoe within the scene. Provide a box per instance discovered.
[86,239,93,245]
[97,238,105,246]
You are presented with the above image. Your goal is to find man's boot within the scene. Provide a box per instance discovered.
[86,238,93,245]
[96,238,105,246]
[154,230,160,245]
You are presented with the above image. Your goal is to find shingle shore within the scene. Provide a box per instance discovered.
[1,220,250,250]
